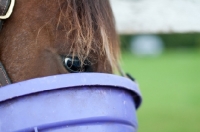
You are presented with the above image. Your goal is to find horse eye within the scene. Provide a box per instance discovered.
[62,56,83,73]
[62,56,93,73]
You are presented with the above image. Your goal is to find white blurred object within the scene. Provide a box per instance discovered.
[110,0,200,34]
[131,35,164,56]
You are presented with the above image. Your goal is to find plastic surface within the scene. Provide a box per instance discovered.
[0,73,142,132]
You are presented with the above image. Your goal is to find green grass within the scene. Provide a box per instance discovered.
[121,49,200,132]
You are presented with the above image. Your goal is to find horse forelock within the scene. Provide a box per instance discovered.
[57,0,120,72]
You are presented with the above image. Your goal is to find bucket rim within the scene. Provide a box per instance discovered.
[0,73,142,109]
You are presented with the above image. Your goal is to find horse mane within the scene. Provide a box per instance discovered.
[58,0,120,72]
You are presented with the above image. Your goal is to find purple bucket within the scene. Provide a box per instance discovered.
[0,73,142,132]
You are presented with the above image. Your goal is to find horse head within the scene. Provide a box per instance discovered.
[0,0,120,83]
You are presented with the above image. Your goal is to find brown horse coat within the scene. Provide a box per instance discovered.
[0,0,120,83]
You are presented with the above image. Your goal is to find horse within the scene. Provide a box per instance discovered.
[0,0,120,86]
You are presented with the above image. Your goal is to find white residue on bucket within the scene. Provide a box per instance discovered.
[34,127,38,132]
[81,78,87,83]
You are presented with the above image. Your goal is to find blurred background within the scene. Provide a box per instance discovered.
[110,0,200,132]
